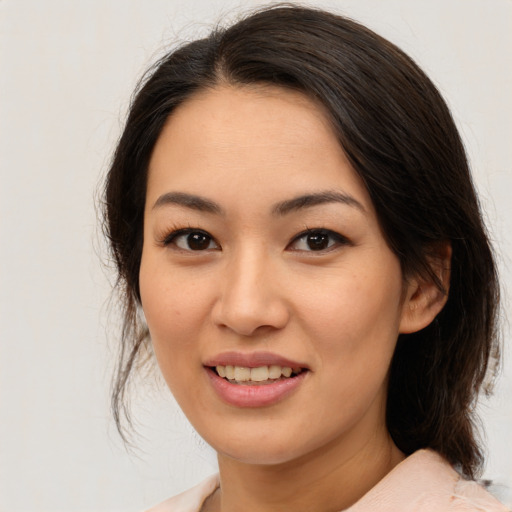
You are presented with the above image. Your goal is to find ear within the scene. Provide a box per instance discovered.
[399,242,452,334]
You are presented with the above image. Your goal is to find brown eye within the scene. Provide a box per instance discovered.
[186,232,212,250]
[164,229,219,251]
[306,232,330,251]
[288,229,349,252]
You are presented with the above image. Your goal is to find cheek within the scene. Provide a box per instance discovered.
[294,263,403,429]
[140,252,211,331]
[296,257,404,367]
[138,257,211,387]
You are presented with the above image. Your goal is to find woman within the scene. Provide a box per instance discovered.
[103,5,507,511]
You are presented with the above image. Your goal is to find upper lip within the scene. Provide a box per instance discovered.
[204,351,309,369]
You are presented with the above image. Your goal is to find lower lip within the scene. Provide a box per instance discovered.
[205,367,308,407]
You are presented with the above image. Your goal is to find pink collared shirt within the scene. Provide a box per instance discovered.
[146,450,509,511]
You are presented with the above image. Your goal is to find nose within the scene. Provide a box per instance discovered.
[211,249,290,337]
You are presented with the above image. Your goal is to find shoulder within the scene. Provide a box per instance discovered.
[452,478,510,511]
[144,474,220,512]
[347,450,509,512]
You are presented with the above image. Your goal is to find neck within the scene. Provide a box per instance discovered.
[207,426,404,512]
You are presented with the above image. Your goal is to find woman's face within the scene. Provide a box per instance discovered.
[140,85,414,465]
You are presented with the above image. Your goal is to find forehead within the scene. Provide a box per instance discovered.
[146,84,372,213]
[157,84,336,150]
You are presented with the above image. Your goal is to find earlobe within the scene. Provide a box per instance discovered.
[399,242,452,334]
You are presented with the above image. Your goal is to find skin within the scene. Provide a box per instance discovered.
[140,85,449,512]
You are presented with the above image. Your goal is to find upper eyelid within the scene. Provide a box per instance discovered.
[161,227,218,246]
[159,226,349,248]
[291,227,347,240]
[287,228,350,249]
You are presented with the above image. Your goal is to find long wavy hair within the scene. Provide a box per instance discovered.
[103,4,500,479]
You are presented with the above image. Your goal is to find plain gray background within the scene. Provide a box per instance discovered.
[1,0,511,510]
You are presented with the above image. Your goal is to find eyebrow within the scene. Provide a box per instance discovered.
[272,190,366,216]
[152,192,223,214]
[152,190,366,216]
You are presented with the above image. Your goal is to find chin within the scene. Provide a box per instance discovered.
[220,444,301,466]
[199,423,325,467]
[194,424,288,464]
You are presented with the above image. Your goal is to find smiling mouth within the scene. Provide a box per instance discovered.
[211,365,306,385]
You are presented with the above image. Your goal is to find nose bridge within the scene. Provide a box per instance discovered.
[230,244,266,293]
[213,243,289,336]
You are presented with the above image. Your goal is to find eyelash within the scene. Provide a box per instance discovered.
[288,228,350,252]
[161,228,220,251]
[160,227,350,253]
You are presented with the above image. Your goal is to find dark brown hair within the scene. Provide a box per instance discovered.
[103,4,500,478]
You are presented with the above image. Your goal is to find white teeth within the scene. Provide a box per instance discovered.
[225,365,235,380]
[281,367,292,378]
[234,366,251,381]
[268,365,282,379]
[215,364,300,382]
[250,366,269,381]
